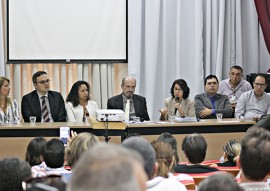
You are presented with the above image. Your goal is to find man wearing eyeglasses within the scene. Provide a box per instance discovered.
[194,74,233,119]
[21,71,67,122]
[235,73,270,121]
[218,65,252,109]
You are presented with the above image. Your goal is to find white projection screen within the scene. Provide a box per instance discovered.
[7,0,127,63]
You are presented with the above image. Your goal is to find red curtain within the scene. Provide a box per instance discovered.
[254,0,270,54]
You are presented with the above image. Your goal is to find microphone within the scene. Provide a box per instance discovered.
[174,97,180,115]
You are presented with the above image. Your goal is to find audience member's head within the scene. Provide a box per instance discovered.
[43,138,65,168]
[25,137,47,166]
[198,173,243,191]
[239,127,270,181]
[122,136,157,180]
[182,133,207,164]
[23,175,66,191]
[121,76,137,99]
[66,80,91,107]
[223,139,241,163]
[151,140,174,178]
[65,132,99,167]
[125,132,141,140]
[0,157,32,191]
[204,74,219,96]
[69,143,147,191]
[170,79,190,99]
[157,132,180,165]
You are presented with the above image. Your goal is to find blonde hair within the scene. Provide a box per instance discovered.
[151,140,174,178]
[223,139,241,162]
[65,132,99,167]
[0,77,11,105]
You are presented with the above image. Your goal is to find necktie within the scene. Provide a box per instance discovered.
[41,96,50,122]
[124,99,130,122]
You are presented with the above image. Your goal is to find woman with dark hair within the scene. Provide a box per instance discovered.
[25,137,47,166]
[0,77,20,124]
[66,81,98,122]
[157,132,180,166]
[160,79,195,120]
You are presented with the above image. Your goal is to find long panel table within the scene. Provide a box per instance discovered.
[0,119,255,160]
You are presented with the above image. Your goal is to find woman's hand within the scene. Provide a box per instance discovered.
[159,108,168,120]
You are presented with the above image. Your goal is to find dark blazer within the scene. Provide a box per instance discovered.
[21,90,67,122]
[107,94,150,121]
[194,93,233,119]
[174,164,219,173]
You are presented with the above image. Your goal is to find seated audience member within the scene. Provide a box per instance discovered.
[160,79,195,120]
[107,76,150,121]
[65,132,99,168]
[69,143,147,191]
[122,137,187,191]
[157,132,180,165]
[25,137,47,167]
[194,75,233,119]
[22,175,66,191]
[21,71,66,122]
[0,157,32,191]
[238,127,270,191]
[197,173,243,191]
[66,81,98,122]
[215,139,241,167]
[0,77,20,124]
[174,133,219,173]
[151,140,175,178]
[218,65,252,110]
[32,138,70,177]
[235,73,270,121]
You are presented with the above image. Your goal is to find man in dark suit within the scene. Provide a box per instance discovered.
[21,71,67,122]
[194,74,233,119]
[107,76,150,121]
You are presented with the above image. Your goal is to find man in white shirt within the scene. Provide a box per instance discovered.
[219,65,252,109]
[235,73,270,121]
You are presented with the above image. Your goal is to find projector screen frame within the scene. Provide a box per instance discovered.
[6,0,128,64]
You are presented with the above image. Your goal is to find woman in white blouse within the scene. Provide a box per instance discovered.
[0,77,20,124]
[66,81,98,122]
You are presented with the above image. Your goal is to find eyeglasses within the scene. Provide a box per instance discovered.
[254,83,266,88]
[173,88,182,92]
[36,79,50,85]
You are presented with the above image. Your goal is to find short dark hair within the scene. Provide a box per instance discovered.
[25,137,47,166]
[0,158,31,191]
[122,137,156,180]
[240,127,270,180]
[253,73,267,84]
[204,75,219,86]
[198,173,243,191]
[230,65,243,73]
[66,81,91,107]
[182,133,207,163]
[43,139,65,168]
[32,71,47,83]
[170,79,190,99]
[157,132,180,165]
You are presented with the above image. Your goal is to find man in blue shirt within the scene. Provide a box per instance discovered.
[194,75,233,119]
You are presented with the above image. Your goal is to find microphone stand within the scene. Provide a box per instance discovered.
[104,114,111,142]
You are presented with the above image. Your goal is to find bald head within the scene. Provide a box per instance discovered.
[121,76,137,99]
[122,137,156,180]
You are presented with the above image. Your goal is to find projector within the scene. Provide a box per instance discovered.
[95,109,124,122]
